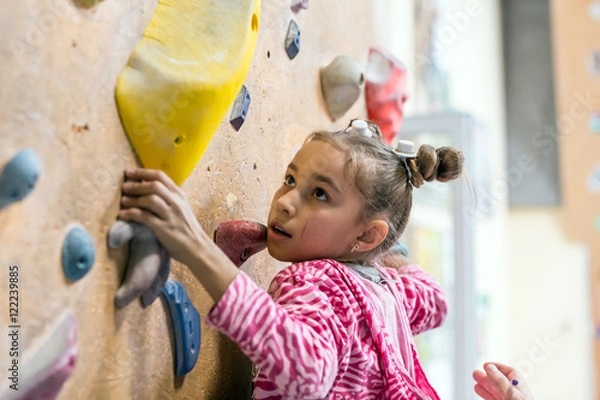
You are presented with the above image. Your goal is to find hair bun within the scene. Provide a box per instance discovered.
[409,145,463,188]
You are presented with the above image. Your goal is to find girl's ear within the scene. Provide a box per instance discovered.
[356,220,389,252]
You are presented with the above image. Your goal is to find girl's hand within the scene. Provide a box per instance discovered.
[118,168,208,266]
[473,362,534,400]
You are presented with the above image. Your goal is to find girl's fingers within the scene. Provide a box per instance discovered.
[125,168,180,193]
[121,194,170,220]
[474,383,497,400]
[484,362,519,381]
[118,204,163,230]
[473,368,501,398]
[122,179,173,200]
[483,363,513,393]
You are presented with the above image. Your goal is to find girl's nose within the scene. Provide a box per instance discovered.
[275,189,298,217]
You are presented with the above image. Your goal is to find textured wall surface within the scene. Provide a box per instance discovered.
[0,0,385,398]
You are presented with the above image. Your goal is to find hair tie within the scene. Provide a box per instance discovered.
[394,140,417,182]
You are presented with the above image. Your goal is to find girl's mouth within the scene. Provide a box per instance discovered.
[270,224,292,238]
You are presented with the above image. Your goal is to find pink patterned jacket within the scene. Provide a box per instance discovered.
[207,259,447,399]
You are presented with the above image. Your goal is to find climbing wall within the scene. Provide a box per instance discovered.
[0,0,386,398]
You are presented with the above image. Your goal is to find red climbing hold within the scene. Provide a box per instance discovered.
[365,47,409,145]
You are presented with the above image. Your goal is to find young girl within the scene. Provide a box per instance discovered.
[118,120,463,399]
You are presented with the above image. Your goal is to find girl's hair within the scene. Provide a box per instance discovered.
[305,119,464,261]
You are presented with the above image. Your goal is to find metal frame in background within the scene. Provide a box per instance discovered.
[399,112,476,400]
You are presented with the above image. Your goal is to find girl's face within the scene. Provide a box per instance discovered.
[267,140,368,263]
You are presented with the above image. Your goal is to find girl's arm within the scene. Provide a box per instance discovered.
[387,264,448,335]
[118,169,348,397]
[206,264,352,399]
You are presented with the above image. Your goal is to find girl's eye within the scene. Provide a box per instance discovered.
[313,188,329,201]
[284,174,296,187]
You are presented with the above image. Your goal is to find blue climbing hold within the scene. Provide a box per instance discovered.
[162,280,201,376]
[285,20,300,60]
[229,85,251,131]
[62,227,96,282]
[0,148,42,209]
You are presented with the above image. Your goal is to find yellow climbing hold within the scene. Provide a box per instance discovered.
[116,0,261,185]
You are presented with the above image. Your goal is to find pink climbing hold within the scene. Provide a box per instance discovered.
[23,345,77,400]
[214,220,267,267]
[365,47,409,145]
[4,312,78,400]
[291,0,308,12]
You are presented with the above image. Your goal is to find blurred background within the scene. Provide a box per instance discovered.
[386,0,598,399]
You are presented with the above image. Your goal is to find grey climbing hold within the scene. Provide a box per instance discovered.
[114,224,163,308]
[62,227,95,282]
[229,85,251,131]
[285,20,300,60]
[107,220,145,249]
[108,220,172,308]
[141,246,171,307]
[320,55,365,121]
[0,148,42,209]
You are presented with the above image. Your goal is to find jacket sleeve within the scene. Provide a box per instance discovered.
[387,264,448,335]
[206,264,353,399]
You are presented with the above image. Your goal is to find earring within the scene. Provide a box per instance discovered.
[350,243,360,253]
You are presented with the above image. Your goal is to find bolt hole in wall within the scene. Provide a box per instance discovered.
[251,13,258,32]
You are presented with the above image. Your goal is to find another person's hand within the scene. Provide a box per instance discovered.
[118,168,208,266]
[473,362,534,400]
